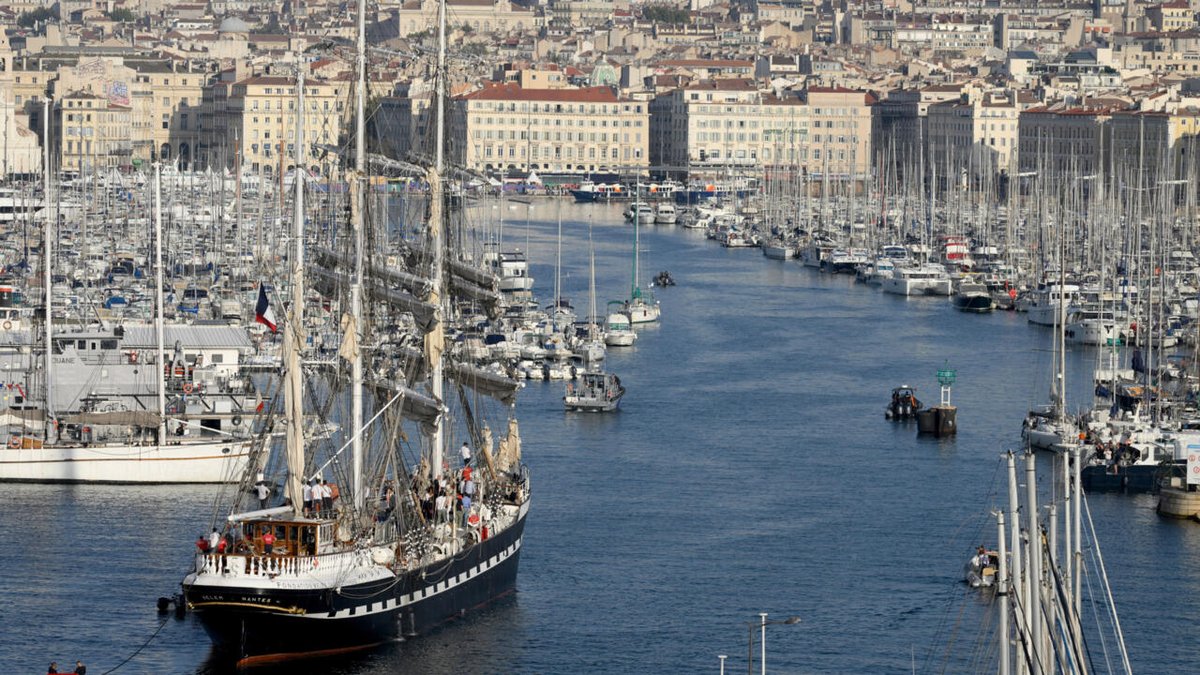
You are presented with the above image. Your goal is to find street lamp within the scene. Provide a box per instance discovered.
[745,613,801,675]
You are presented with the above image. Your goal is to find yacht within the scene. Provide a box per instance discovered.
[882,264,953,296]
[487,249,535,294]
[603,305,637,346]
[952,280,995,312]
[1064,306,1122,346]
[654,203,678,225]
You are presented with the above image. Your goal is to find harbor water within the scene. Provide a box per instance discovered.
[2,201,1199,673]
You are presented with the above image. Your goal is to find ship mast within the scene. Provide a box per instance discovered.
[428,0,448,480]
[42,98,53,429]
[284,62,308,515]
[350,0,367,509]
[153,166,167,445]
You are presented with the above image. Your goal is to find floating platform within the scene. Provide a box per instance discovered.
[1157,484,1200,519]
[917,405,957,437]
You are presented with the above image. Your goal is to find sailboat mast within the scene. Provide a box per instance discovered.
[42,98,53,426]
[154,166,167,444]
[350,0,367,510]
[429,0,448,480]
[632,179,640,297]
[283,62,308,515]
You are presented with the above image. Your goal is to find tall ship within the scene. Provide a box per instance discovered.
[180,9,530,665]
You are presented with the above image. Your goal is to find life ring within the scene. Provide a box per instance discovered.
[8,437,19,449]
[467,512,481,527]
[183,383,195,394]
[232,415,244,427]
[1,321,11,330]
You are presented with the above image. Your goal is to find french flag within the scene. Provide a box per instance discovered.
[255,284,277,333]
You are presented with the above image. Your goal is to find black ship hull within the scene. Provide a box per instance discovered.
[1082,462,1179,493]
[952,295,995,312]
[184,511,526,667]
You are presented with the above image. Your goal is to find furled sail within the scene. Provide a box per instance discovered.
[495,417,522,474]
[310,266,437,330]
[446,361,520,405]
[313,247,433,299]
[372,377,441,434]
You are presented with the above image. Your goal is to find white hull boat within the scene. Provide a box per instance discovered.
[0,438,252,483]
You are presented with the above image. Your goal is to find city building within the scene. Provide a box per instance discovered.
[449,81,649,177]
[927,90,1021,176]
[650,79,872,179]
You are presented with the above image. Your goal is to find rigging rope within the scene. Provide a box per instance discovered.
[98,617,169,675]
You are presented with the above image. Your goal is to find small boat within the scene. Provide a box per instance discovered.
[952,281,995,312]
[884,386,922,420]
[654,203,677,225]
[564,370,625,412]
[654,271,675,287]
[963,547,997,588]
[604,302,637,347]
[624,202,654,223]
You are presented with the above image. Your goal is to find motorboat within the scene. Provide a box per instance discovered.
[1064,306,1121,346]
[654,203,678,225]
[881,264,953,296]
[952,281,995,312]
[604,304,637,346]
[885,386,922,420]
[564,370,625,412]
[823,248,870,275]
[624,202,655,223]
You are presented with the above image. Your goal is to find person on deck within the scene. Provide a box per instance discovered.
[302,479,314,516]
[320,479,333,514]
[460,441,472,467]
[254,481,270,510]
[208,529,220,551]
[262,530,276,555]
[195,534,210,553]
[74,661,86,675]
[47,662,58,674]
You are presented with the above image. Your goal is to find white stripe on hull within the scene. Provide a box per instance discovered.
[0,440,252,483]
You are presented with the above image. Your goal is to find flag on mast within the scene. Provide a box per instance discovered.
[255,284,277,332]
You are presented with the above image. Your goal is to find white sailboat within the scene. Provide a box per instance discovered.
[0,165,254,483]
[625,180,660,324]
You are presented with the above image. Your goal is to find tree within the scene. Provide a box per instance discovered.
[106,8,138,22]
[17,7,55,28]
[641,3,689,24]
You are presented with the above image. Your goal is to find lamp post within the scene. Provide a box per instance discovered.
[745,613,801,675]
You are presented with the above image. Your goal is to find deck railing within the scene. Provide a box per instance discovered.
[197,552,321,578]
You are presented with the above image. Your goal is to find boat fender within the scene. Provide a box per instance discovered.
[183,383,194,394]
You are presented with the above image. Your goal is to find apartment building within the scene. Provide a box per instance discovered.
[650,80,872,179]
[449,82,649,176]
[926,91,1021,175]
[1018,105,1116,176]
[54,90,132,173]
[219,75,338,172]
[397,0,536,36]
[1109,107,1200,181]
[873,84,971,172]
